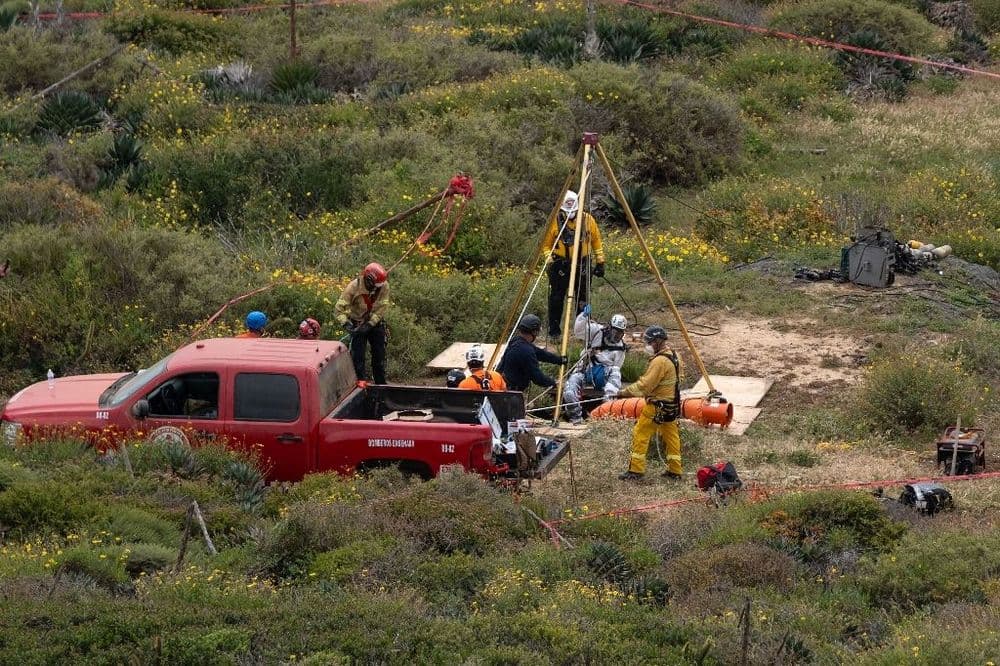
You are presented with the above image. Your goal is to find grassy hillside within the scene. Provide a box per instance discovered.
[1,0,1000,662]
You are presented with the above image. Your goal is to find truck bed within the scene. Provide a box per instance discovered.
[328,385,525,433]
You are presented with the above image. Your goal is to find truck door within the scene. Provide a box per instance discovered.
[225,372,311,482]
[137,370,228,445]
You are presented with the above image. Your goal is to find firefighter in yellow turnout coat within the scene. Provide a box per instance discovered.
[617,325,683,481]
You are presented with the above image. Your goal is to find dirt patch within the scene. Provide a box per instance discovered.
[680,314,867,392]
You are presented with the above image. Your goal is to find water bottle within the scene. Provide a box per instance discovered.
[47,369,55,390]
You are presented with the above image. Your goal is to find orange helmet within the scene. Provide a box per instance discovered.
[298,317,321,339]
[362,262,388,290]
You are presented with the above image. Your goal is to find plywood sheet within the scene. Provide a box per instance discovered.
[725,406,763,436]
[689,375,773,408]
[427,342,507,370]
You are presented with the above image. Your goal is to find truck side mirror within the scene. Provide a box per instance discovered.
[132,399,150,420]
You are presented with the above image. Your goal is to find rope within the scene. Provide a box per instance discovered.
[603,0,1000,81]
[550,468,1000,525]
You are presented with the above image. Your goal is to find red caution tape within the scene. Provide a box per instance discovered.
[604,0,1000,81]
[551,469,1000,525]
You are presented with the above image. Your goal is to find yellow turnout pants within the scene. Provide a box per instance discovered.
[628,403,681,475]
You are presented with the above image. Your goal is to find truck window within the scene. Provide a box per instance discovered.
[319,352,357,416]
[146,372,219,419]
[104,353,173,407]
[234,373,300,422]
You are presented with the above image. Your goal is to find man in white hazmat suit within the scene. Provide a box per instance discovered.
[564,304,628,424]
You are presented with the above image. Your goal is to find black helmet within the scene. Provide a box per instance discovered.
[517,314,542,334]
[643,325,668,342]
[446,368,466,388]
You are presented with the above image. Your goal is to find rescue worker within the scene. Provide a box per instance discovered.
[336,262,390,384]
[497,314,567,393]
[564,305,627,425]
[542,190,606,337]
[458,345,508,392]
[237,311,268,338]
[446,368,466,388]
[617,325,683,481]
[298,317,321,340]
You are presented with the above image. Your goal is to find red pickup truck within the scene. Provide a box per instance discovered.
[0,338,563,482]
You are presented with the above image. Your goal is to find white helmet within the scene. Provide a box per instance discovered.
[465,344,486,366]
[561,190,579,216]
[610,314,627,331]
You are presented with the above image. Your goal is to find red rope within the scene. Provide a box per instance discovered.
[604,0,1000,81]
[551,469,1000,524]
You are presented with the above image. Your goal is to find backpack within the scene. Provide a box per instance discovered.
[696,461,742,493]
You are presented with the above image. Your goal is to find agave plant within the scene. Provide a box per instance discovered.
[35,91,103,136]
[586,541,633,583]
[603,183,657,228]
[160,440,202,479]
[0,3,18,32]
[599,19,666,64]
[223,460,266,512]
[269,59,319,94]
[97,132,143,189]
[837,30,915,102]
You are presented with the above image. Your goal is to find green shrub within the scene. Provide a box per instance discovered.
[107,507,178,547]
[768,0,937,55]
[857,353,980,436]
[59,545,130,591]
[123,542,175,575]
[603,184,656,227]
[786,449,820,467]
[268,60,327,104]
[0,3,19,32]
[666,542,798,596]
[378,472,527,555]
[598,18,670,63]
[0,479,104,537]
[0,223,241,391]
[35,91,103,136]
[863,531,1000,608]
[713,42,844,117]
[971,0,1000,32]
[164,627,252,665]
[760,490,906,560]
[0,26,122,96]
[310,537,397,583]
[105,9,231,55]
[836,30,916,101]
[0,460,37,491]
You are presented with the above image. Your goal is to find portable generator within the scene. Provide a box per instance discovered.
[935,426,986,476]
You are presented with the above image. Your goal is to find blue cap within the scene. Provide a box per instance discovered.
[246,311,268,332]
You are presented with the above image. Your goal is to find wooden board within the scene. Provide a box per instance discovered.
[427,342,507,370]
[726,406,763,436]
[689,375,773,408]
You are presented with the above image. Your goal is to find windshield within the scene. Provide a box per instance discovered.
[104,353,173,407]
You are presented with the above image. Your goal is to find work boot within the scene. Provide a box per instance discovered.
[661,471,683,480]
[569,417,583,426]
[618,471,644,482]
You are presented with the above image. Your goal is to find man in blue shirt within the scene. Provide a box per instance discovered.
[497,314,567,392]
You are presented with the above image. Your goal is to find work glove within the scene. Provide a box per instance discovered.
[355,322,373,335]
[343,320,355,333]
[592,262,605,278]
[581,303,592,317]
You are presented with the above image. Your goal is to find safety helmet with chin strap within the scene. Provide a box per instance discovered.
[609,314,627,331]
[465,344,486,367]
[446,368,466,388]
[362,262,388,291]
[560,190,579,218]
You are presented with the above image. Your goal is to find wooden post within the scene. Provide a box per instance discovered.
[739,597,751,666]
[191,500,218,556]
[950,415,961,475]
[552,139,594,424]
[119,442,134,479]
[172,504,194,573]
[594,142,717,393]
[289,0,298,60]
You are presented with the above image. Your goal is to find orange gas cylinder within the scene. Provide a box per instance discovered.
[681,397,734,428]
[589,397,646,419]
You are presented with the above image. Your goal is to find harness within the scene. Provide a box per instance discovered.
[358,280,384,322]
[650,350,681,424]
[471,371,492,391]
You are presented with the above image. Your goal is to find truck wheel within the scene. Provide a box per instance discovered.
[148,426,189,448]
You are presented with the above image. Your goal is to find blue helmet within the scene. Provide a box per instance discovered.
[245,311,268,332]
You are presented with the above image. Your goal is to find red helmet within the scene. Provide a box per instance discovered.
[363,262,388,290]
[298,317,321,339]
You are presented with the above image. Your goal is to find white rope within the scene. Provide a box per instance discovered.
[500,215,572,354]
